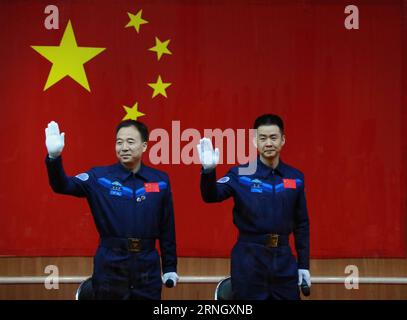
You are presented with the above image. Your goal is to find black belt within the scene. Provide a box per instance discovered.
[238,233,289,248]
[100,237,156,252]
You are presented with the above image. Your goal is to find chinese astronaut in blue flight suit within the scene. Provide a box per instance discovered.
[197,114,311,300]
[45,120,178,299]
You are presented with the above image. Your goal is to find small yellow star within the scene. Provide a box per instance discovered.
[148,37,172,61]
[125,9,148,33]
[122,102,145,120]
[148,75,172,98]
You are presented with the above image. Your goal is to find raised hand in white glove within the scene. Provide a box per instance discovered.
[162,272,179,287]
[45,121,65,159]
[196,137,219,171]
[298,269,311,287]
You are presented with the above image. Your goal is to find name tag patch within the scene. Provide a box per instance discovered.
[250,179,263,193]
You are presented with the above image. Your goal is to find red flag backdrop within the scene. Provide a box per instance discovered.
[0,0,406,258]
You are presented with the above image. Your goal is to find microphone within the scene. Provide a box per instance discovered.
[300,278,310,296]
[165,279,174,288]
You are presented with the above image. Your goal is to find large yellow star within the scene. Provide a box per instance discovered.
[148,75,172,98]
[31,20,105,92]
[122,102,145,120]
[148,37,172,61]
[125,9,148,33]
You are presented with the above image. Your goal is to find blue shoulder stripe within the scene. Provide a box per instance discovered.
[121,186,133,198]
[239,176,252,186]
[159,181,168,189]
[97,177,111,189]
[262,183,273,193]
[275,183,284,193]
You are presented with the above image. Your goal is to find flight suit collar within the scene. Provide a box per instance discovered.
[134,162,153,181]
[112,161,151,182]
[111,162,133,181]
[256,156,286,178]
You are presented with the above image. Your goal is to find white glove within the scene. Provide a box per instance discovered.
[45,121,65,159]
[298,269,311,287]
[196,137,219,170]
[162,272,179,287]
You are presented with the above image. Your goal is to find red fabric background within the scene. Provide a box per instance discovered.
[0,0,405,257]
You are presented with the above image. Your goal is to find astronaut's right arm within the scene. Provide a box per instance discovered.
[45,121,88,197]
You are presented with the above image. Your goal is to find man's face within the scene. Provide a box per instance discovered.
[115,126,147,167]
[254,124,285,160]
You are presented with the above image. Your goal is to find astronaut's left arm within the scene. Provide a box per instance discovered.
[293,175,310,270]
[159,179,177,274]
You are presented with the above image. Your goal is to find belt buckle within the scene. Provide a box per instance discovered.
[128,238,141,252]
[267,234,279,248]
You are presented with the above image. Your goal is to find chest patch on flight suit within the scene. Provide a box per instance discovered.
[75,173,89,181]
[135,181,168,202]
[97,178,133,199]
[283,179,297,189]
[275,179,303,193]
[250,179,263,193]
[144,182,160,192]
[238,177,273,193]
[217,176,230,184]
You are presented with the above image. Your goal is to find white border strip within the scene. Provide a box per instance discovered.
[0,276,407,284]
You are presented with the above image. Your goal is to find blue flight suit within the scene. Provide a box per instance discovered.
[46,156,177,300]
[200,156,309,300]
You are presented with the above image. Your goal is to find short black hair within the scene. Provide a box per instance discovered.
[253,114,284,134]
[116,120,149,142]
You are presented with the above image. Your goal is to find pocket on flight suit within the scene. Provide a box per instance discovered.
[134,250,161,286]
[231,242,270,299]
[92,246,130,299]
[272,246,298,280]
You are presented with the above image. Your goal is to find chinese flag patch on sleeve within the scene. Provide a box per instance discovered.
[283,179,297,189]
[144,182,160,192]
